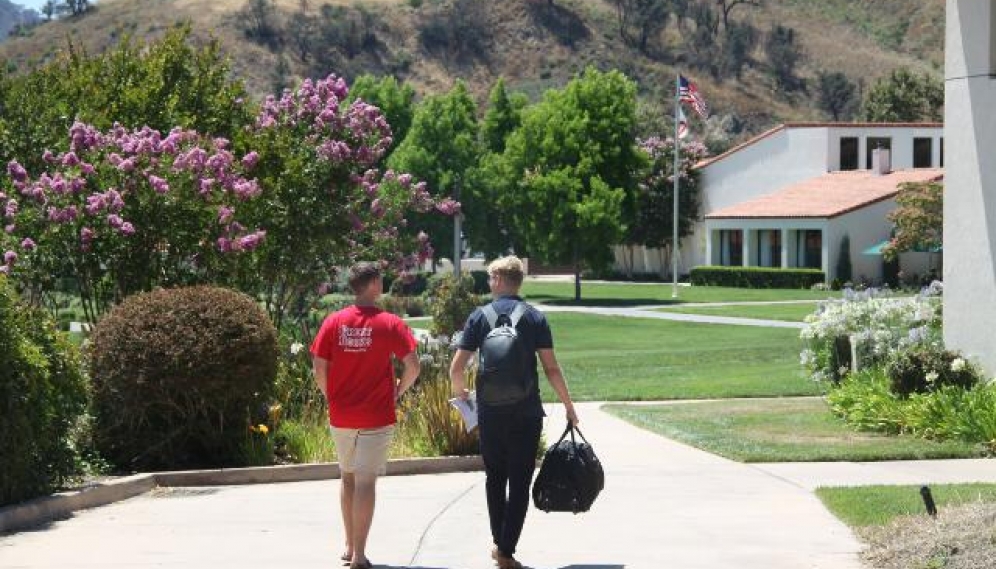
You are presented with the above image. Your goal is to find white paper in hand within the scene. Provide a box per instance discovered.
[449,390,478,433]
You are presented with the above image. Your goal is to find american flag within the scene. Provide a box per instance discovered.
[677,107,689,139]
[679,75,709,119]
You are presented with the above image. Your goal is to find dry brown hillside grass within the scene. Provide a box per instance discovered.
[0,0,944,138]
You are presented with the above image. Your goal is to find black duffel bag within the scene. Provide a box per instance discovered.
[532,425,604,514]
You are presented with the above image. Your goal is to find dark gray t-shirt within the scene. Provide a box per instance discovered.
[457,295,552,417]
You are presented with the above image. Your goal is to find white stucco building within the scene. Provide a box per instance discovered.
[616,122,945,283]
[944,0,996,374]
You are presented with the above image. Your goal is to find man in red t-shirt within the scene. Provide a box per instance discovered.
[311,262,420,569]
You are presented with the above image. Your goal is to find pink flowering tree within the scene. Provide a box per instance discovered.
[238,74,446,328]
[623,136,709,278]
[1,122,266,322]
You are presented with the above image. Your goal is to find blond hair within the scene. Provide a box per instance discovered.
[487,256,525,287]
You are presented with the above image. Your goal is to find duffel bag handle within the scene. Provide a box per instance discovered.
[555,424,591,446]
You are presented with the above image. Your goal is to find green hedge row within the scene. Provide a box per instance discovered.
[1,279,88,506]
[690,266,825,288]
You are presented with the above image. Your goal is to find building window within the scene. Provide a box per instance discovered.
[757,230,782,268]
[866,137,892,169]
[797,230,822,269]
[720,230,743,266]
[839,137,859,171]
[913,138,933,168]
[940,137,944,168]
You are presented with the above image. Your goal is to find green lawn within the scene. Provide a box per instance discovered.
[656,302,820,322]
[603,399,985,462]
[817,484,996,527]
[521,281,837,307]
[538,312,818,401]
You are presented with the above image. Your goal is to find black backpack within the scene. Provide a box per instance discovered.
[532,425,605,514]
[477,302,531,406]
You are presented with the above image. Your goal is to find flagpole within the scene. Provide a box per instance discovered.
[672,73,681,299]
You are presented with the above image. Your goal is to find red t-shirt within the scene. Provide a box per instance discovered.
[310,305,417,428]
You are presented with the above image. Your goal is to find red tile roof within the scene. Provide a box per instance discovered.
[705,169,944,220]
[695,122,943,170]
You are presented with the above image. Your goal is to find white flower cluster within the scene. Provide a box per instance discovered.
[800,288,943,381]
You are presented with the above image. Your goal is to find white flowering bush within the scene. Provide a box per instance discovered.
[800,285,943,383]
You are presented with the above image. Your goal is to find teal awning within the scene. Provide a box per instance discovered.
[863,240,942,256]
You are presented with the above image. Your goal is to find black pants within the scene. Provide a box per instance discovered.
[478,413,543,557]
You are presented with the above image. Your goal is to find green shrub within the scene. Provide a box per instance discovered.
[690,266,825,288]
[378,295,427,318]
[388,272,431,296]
[88,286,278,471]
[829,366,996,451]
[426,273,484,337]
[396,340,479,456]
[0,278,89,506]
[886,344,981,397]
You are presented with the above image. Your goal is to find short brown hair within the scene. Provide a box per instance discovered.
[487,256,525,287]
[348,262,382,294]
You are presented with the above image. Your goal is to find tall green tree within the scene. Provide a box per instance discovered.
[388,81,479,262]
[861,67,943,122]
[0,27,251,173]
[463,79,530,259]
[500,68,644,300]
[623,137,708,278]
[816,71,857,121]
[883,181,943,262]
[765,25,804,91]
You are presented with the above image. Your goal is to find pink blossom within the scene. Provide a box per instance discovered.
[4,250,17,265]
[199,178,215,195]
[119,222,135,236]
[148,175,170,194]
[218,206,234,224]
[232,180,261,200]
[4,224,15,234]
[117,158,136,173]
[371,198,385,218]
[241,151,259,170]
[80,227,95,245]
[20,237,35,251]
[107,214,123,228]
[6,160,27,182]
[42,150,56,164]
[435,198,461,216]
[61,152,80,167]
[216,237,233,253]
[4,200,18,218]
[0,265,8,275]
[398,173,413,188]
[237,230,266,251]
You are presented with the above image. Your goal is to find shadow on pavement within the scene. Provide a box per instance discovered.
[556,565,626,569]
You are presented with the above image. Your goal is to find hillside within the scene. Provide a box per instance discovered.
[0,0,945,139]
[0,0,38,39]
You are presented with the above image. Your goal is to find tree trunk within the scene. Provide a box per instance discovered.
[573,241,582,302]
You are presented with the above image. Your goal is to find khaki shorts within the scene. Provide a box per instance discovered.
[330,425,394,476]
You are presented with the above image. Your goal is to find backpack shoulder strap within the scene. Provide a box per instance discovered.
[481,304,499,330]
[508,302,528,327]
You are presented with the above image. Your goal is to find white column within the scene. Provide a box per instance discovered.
[780,229,789,268]
[945,0,996,374]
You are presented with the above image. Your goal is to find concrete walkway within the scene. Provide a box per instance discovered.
[5,402,993,569]
[533,304,806,329]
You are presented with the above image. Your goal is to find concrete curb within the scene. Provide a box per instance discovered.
[0,455,484,534]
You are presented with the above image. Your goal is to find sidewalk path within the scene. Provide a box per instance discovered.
[3,402,992,568]
[533,304,806,329]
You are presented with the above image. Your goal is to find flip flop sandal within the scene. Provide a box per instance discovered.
[349,560,373,569]
[340,553,351,565]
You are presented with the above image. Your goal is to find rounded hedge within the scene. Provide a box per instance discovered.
[0,278,88,506]
[88,286,278,471]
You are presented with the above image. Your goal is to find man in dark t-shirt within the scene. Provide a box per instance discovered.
[449,256,578,569]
